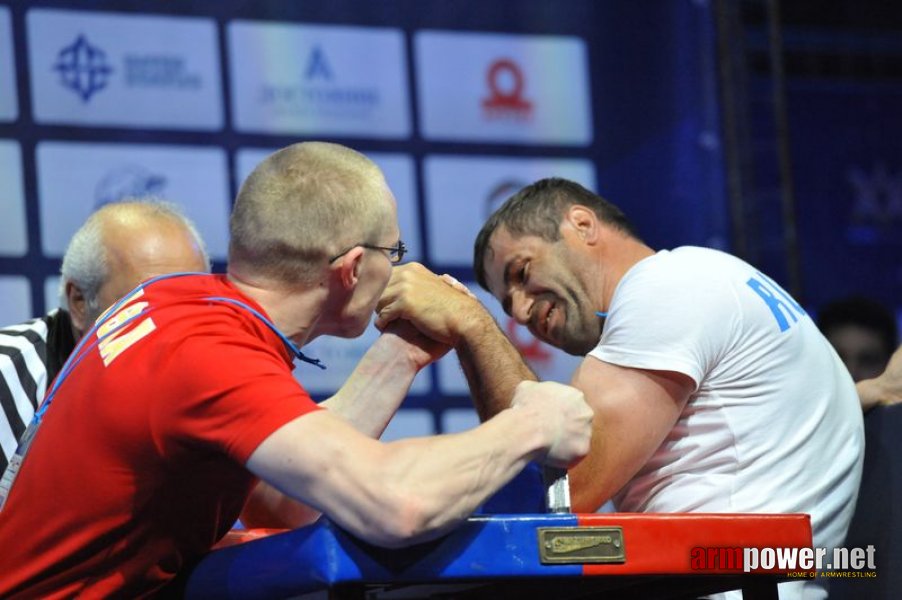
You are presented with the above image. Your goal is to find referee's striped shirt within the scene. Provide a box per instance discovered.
[0,309,76,473]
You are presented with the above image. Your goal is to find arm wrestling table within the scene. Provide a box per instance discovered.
[185,512,813,599]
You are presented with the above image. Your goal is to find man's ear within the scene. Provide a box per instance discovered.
[335,246,366,290]
[564,205,599,244]
[65,281,88,337]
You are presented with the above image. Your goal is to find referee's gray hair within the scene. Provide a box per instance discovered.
[59,199,211,310]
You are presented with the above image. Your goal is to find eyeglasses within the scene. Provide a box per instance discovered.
[329,240,407,264]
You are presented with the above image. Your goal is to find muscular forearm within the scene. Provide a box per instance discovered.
[372,404,549,545]
[246,382,591,547]
[366,381,589,546]
[456,310,537,421]
[246,407,548,547]
[320,332,420,437]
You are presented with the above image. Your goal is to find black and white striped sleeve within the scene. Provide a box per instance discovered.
[0,318,50,472]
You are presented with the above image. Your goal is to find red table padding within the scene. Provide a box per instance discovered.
[577,513,812,575]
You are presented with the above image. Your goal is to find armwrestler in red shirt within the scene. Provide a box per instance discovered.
[0,142,593,598]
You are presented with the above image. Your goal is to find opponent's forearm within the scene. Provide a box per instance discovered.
[322,333,419,437]
[456,310,537,421]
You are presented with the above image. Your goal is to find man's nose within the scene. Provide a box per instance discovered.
[511,290,533,325]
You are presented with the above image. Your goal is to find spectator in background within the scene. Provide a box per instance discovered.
[0,200,211,473]
[817,296,900,412]
[818,296,898,382]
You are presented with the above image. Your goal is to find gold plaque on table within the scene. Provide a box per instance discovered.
[537,527,625,564]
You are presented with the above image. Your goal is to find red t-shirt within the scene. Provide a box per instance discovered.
[0,274,320,598]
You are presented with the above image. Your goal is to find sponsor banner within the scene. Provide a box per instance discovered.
[416,31,592,145]
[0,7,17,121]
[36,141,230,259]
[27,9,222,130]
[0,277,31,326]
[293,323,432,396]
[436,283,582,395]
[228,21,410,137]
[235,148,423,263]
[424,155,596,265]
[0,141,27,257]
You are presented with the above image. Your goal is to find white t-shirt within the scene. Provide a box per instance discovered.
[589,247,863,556]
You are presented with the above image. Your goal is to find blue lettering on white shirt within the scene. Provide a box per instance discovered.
[746,273,806,332]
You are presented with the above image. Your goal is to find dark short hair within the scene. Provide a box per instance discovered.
[473,177,638,290]
[817,296,899,357]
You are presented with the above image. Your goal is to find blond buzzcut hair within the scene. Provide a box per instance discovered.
[229,142,391,285]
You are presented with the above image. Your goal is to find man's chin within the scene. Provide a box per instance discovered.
[559,334,598,356]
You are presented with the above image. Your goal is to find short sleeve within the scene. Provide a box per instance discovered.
[150,331,321,464]
[589,253,742,389]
